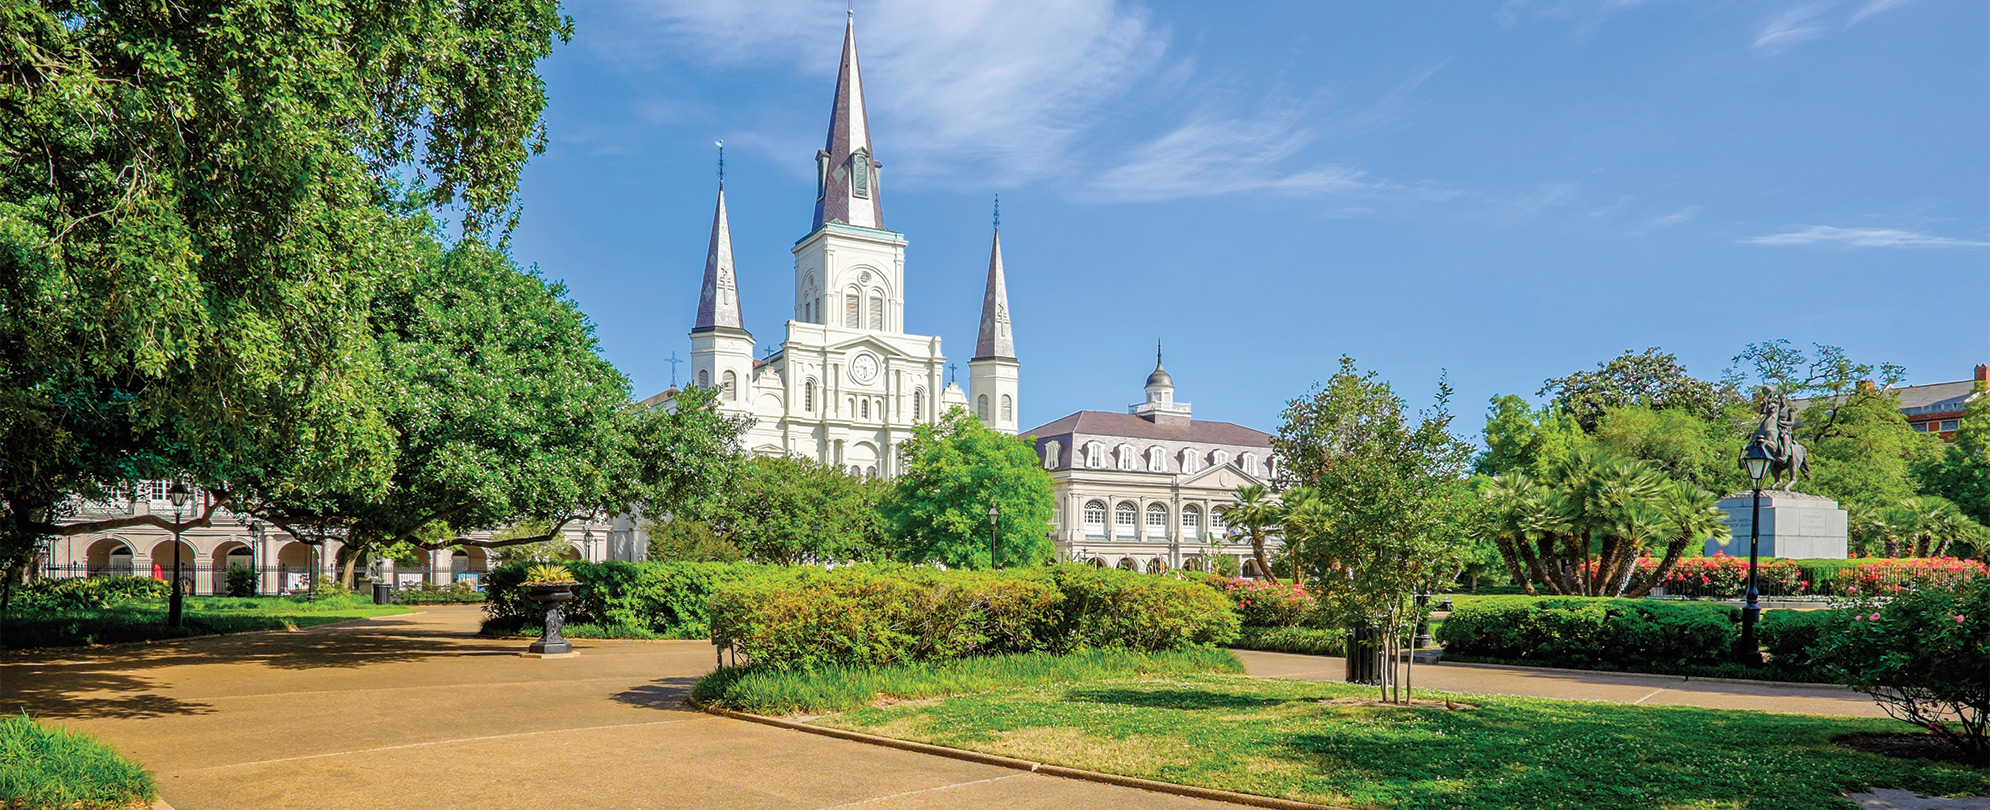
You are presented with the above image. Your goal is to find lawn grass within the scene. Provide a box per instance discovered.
[1,595,413,650]
[693,648,1244,715]
[0,713,156,810]
[819,675,1990,810]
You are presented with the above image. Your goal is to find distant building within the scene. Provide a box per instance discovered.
[1025,349,1281,576]
[1792,363,1986,442]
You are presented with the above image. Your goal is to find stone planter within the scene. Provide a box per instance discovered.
[523,582,576,656]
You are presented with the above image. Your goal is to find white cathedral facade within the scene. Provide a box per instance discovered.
[652,15,1019,476]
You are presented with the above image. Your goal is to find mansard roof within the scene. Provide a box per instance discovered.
[1023,410,1272,447]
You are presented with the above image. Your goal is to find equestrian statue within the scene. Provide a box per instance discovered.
[1745,387,1809,490]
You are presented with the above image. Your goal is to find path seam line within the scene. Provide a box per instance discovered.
[1633,688,1667,705]
[173,716,710,772]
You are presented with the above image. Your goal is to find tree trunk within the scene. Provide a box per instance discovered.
[1493,536,1533,595]
[1884,537,1900,558]
[1624,534,1693,598]
[1252,529,1278,585]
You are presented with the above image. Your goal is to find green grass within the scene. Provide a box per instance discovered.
[1,595,413,650]
[692,648,1245,715]
[0,713,156,809]
[819,675,1990,810]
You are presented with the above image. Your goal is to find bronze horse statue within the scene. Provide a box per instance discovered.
[1745,388,1808,490]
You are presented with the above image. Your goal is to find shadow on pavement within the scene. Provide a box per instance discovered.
[612,675,705,713]
[1,610,519,720]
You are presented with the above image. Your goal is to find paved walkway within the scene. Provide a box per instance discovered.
[0,608,1232,810]
[1234,649,1885,717]
[1,609,1889,809]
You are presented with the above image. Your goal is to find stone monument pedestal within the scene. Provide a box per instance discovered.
[1709,490,1849,559]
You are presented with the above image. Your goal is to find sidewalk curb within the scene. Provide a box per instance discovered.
[700,705,1345,810]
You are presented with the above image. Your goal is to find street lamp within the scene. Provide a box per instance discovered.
[166,482,190,627]
[583,529,595,562]
[1738,440,1773,663]
[986,503,1001,569]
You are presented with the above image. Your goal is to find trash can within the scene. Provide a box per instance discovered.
[372,581,394,605]
[1345,622,1384,685]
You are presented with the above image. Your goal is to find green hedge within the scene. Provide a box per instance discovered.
[482,561,769,637]
[1435,596,1739,670]
[1758,609,1840,676]
[710,564,1239,671]
[1233,625,1346,656]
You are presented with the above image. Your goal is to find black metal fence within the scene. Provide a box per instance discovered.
[33,562,493,596]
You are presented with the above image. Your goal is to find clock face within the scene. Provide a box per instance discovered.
[851,354,879,383]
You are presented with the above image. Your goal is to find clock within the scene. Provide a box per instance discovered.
[850,353,879,384]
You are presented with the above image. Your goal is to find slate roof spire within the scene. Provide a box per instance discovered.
[974,196,1014,360]
[811,12,884,231]
[692,177,743,333]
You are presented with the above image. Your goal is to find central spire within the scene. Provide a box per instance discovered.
[812,13,884,231]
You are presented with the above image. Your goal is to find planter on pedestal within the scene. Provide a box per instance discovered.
[523,582,576,656]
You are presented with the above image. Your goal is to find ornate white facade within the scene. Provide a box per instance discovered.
[658,15,1019,475]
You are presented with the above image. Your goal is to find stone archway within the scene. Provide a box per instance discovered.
[1115,557,1136,572]
[211,540,254,595]
[1145,558,1165,575]
[148,538,197,594]
[276,542,315,594]
[85,537,135,576]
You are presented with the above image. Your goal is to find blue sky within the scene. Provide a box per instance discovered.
[507,0,1988,439]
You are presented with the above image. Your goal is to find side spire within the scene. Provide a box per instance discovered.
[811,13,883,231]
[693,164,744,333]
[974,199,1013,360]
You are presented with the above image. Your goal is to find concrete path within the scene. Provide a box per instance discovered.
[1234,649,1886,718]
[0,607,1232,810]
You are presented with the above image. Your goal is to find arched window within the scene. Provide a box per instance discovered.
[912,389,924,421]
[1115,444,1135,471]
[1210,507,1229,538]
[861,399,870,419]
[1000,394,1012,422]
[850,465,862,477]
[1083,501,1107,535]
[1114,503,1137,538]
[698,369,710,388]
[865,465,877,478]
[1240,452,1258,476]
[804,379,816,412]
[721,370,738,401]
[977,395,989,420]
[851,150,870,198]
[1181,505,1202,538]
[1212,449,1230,468]
[1086,443,1105,469]
[845,287,860,328]
[1180,448,1200,474]
[869,293,884,330]
[1146,503,1168,538]
[1148,448,1166,473]
[1042,440,1059,469]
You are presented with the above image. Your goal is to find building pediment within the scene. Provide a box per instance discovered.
[1179,463,1265,491]
[827,335,919,361]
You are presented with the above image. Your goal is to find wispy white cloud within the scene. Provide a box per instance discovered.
[1495,0,1649,38]
[1086,109,1377,202]
[1745,225,1989,248]
[1754,4,1831,53]
[585,0,1166,186]
[1849,0,1913,25]
[1645,206,1702,228]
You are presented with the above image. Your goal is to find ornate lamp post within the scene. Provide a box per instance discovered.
[166,482,190,627]
[1739,440,1773,663]
[583,528,595,562]
[986,503,1001,569]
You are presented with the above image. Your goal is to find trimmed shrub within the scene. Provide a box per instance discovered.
[13,577,168,611]
[1233,625,1346,656]
[395,583,485,604]
[1757,609,1838,676]
[483,560,770,638]
[1435,596,1737,670]
[224,565,257,597]
[710,564,1238,671]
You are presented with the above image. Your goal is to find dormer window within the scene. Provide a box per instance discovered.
[816,152,830,200]
[851,150,870,199]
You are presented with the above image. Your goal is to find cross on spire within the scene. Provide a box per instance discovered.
[664,352,683,387]
[716,140,724,188]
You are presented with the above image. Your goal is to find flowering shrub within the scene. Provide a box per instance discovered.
[1812,576,1990,765]
[1640,553,1808,598]
[1836,557,1989,597]
[1216,578,1315,627]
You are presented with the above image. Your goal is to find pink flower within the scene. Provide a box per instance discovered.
[1869,613,1881,622]
[1956,615,1967,623]
[1852,614,1863,622]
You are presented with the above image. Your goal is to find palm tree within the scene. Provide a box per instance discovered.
[1623,481,1730,598]
[1278,487,1331,589]
[1227,484,1282,583]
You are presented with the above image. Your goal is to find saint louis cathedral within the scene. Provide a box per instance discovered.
[650,13,1019,475]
